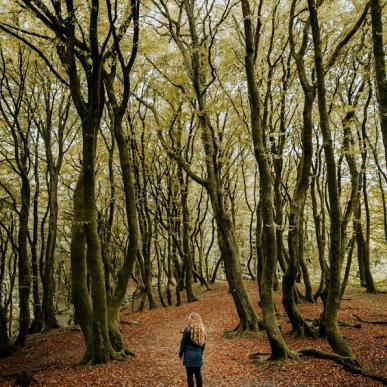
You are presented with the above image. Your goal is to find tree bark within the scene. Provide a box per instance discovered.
[370,0,387,167]
[241,0,292,358]
[308,0,355,360]
[29,139,43,333]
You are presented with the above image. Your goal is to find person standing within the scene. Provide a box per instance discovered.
[179,312,206,387]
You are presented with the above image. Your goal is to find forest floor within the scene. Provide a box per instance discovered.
[0,281,386,386]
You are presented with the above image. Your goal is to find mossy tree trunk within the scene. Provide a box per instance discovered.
[308,0,356,360]
[241,0,293,358]
[70,174,94,361]
[189,0,260,333]
[283,0,316,337]
[103,0,143,345]
[152,0,260,333]
[370,0,387,167]
[64,0,119,363]
[16,176,32,347]
[29,137,44,333]
[38,83,70,331]
[175,110,198,302]
[0,51,32,346]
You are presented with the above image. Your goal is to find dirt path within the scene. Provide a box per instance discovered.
[1,281,386,386]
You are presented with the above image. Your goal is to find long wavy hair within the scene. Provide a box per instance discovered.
[187,312,206,345]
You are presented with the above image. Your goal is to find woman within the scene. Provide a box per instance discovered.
[179,312,206,387]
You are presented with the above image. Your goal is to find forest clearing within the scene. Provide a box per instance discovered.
[1,281,387,386]
[0,0,387,386]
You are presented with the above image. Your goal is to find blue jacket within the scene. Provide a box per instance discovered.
[179,328,205,367]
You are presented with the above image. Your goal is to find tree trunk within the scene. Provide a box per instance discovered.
[70,174,94,361]
[82,116,116,363]
[370,0,387,166]
[15,177,31,346]
[282,0,315,337]
[241,0,292,358]
[178,166,198,302]
[308,0,355,360]
[362,175,377,293]
[311,159,328,301]
[42,174,59,330]
[0,304,9,349]
[339,234,356,301]
[30,141,43,333]
[104,111,140,351]
[356,221,367,287]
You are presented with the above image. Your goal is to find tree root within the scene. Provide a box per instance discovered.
[223,322,262,338]
[124,348,135,357]
[287,322,318,339]
[81,347,130,365]
[249,350,298,364]
[248,346,387,384]
[298,347,387,385]
[248,353,271,364]
[297,347,359,367]
[353,314,387,325]
[338,320,362,328]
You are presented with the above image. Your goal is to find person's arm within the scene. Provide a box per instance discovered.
[201,342,205,353]
[179,329,189,358]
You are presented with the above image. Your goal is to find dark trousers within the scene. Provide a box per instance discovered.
[186,366,202,387]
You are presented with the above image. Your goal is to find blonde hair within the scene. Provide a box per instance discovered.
[187,312,206,345]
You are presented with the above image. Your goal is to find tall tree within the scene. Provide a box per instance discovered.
[0,49,34,346]
[370,0,387,167]
[240,0,293,360]
[282,0,316,338]
[148,0,261,334]
[307,0,356,361]
[34,76,74,330]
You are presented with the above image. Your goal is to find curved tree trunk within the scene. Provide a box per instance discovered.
[308,0,355,360]
[282,1,315,337]
[70,174,94,362]
[107,116,141,351]
[42,173,60,330]
[177,0,261,333]
[362,175,377,293]
[30,140,43,333]
[15,177,31,346]
[241,0,292,359]
[370,0,387,166]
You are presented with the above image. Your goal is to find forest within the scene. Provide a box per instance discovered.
[0,0,386,386]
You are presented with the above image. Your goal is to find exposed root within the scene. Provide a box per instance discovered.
[248,345,387,384]
[111,349,129,361]
[298,347,387,385]
[249,350,298,365]
[81,349,128,364]
[249,351,271,359]
[353,314,387,325]
[124,348,135,357]
[80,347,128,365]
[249,347,387,385]
[297,347,359,367]
[223,322,261,339]
[289,318,319,338]
[248,353,271,364]
[288,325,318,339]
[338,320,361,329]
